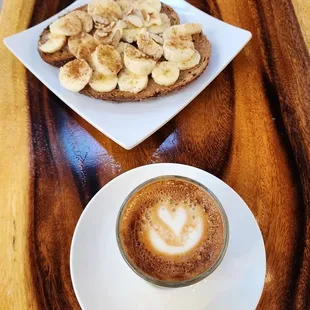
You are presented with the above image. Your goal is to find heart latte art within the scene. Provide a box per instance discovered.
[118,178,226,283]
[148,203,204,254]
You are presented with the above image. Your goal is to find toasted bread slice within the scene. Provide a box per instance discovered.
[38,3,180,67]
[38,5,87,67]
[81,33,211,102]
[38,3,211,102]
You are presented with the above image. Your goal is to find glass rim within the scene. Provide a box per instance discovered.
[116,175,229,288]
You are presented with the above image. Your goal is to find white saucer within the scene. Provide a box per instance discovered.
[70,164,266,310]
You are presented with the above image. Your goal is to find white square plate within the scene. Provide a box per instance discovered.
[4,0,251,150]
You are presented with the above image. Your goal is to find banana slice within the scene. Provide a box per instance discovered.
[152,61,180,86]
[59,59,92,92]
[89,52,98,70]
[137,29,163,61]
[124,43,156,76]
[39,33,66,53]
[116,41,126,56]
[76,40,98,63]
[92,44,123,76]
[122,27,141,43]
[67,10,93,33]
[89,71,118,92]
[175,50,201,70]
[162,23,202,62]
[68,32,95,56]
[163,38,194,62]
[163,23,202,40]
[50,14,82,36]
[148,13,170,34]
[88,0,122,22]
[137,0,161,14]
[118,69,148,93]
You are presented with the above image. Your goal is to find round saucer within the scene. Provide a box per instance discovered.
[70,163,266,310]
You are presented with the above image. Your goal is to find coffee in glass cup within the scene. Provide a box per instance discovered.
[116,176,229,287]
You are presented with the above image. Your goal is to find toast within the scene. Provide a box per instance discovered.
[38,4,180,67]
[38,6,90,67]
[81,34,210,101]
[38,3,211,102]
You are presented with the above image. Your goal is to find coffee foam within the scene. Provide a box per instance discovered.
[119,178,225,282]
[147,202,204,255]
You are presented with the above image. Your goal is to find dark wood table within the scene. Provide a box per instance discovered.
[0,0,309,309]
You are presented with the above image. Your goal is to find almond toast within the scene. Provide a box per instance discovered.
[38,1,211,102]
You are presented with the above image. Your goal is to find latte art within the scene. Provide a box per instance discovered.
[118,177,226,284]
[147,203,204,254]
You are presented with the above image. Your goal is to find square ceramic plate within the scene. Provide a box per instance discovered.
[4,0,251,150]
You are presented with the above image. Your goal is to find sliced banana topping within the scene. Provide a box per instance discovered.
[124,43,156,76]
[67,10,93,33]
[49,2,207,95]
[162,23,202,62]
[76,40,98,62]
[89,71,118,92]
[148,13,170,34]
[175,50,201,70]
[116,41,126,56]
[122,27,141,43]
[59,59,92,92]
[68,32,95,56]
[92,44,123,75]
[152,61,180,86]
[163,37,195,62]
[39,33,66,53]
[163,23,202,40]
[50,14,82,36]
[137,0,161,14]
[118,69,148,93]
[137,29,163,61]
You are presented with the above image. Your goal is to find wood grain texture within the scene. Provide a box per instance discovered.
[0,0,309,309]
[0,1,37,309]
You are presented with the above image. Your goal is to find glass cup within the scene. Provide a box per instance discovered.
[116,175,229,288]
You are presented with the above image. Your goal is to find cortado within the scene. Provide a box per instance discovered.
[117,176,228,286]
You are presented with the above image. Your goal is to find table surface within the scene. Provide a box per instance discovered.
[0,0,309,309]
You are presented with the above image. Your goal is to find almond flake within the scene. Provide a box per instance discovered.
[127,14,143,28]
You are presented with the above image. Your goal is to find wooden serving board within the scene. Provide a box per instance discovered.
[0,0,309,309]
